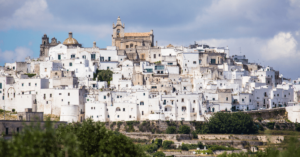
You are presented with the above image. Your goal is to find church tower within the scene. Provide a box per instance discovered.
[112,16,125,48]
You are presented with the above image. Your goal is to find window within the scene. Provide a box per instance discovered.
[181,98,184,102]
[69,62,72,66]
[226,97,228,101]
[250,99,251,102]
[126,45,129,48]
[108,57,111,61]
[193,61,196,64]
[242,99,244,102]
[91,54,96,60]
[211,59,216,64]
[140,101,144,105]
[68,102,70,105]
[82,55,86,59]
[22,83,24,86]
[130,44,133,48]
[104,96,106,99]
[71,54,75,58]
[117,29,120,35]
[183,87,186,90]
[129,115,131,118]
[199,60,202,64]
[29,83,31,86]
[100,57,104,61]
[117,95,119,98]
[50,94,52,98]
[0,83,2,89]
[117,115,119,118]
[142,111,144,115]
[123,108,125,111]
[212,98,215,101]
[59,93,62,95]
[61,99,63,101]
[108,115,110,118]
[163,100,166,105]
[154,54,156,58]
[68,93,70,96]
[58,55,61,60]
[143,93,145,96]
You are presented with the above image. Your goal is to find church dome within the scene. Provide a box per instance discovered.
[63,32,79,45]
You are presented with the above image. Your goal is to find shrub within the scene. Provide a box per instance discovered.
[257,117,263,122]
[192,131,198,139]
[144,144,158,153]
[208,112,258,134]
[162,140,174,149]
[198,142,204,149]
[153,151,165,157]
[178,125,191,134]
[266,122,275,130]
[181,143,189,151]
[166,126,177,134]
[154,139,162,148]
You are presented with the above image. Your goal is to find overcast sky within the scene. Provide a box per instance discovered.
[0,0,299,79]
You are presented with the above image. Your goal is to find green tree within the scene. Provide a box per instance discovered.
[57,119,146,157]
[166,126,177,134]
[0,121,82,157]
[178,125,191,134]
[181,143,189,151]
[162,140,174,149]
[192,131,198,139]
[93,69,113,86]
[144,143,158,153]
[154,139,163,148]
[208,112,258,134]
[198,142,204,149]
[153,151,165,157]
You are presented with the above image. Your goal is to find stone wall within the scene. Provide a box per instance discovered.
[245,108,286,120]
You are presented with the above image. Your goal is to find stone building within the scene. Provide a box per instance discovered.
[112,16,154,49]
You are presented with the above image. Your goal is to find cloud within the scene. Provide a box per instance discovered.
[261,32,299,60]
[0,47,33,63]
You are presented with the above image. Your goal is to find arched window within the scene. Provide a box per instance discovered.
[130,44,133,48]
[44,41,46,45]
[117,29,120,36]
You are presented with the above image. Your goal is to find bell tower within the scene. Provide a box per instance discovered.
[112,16,125,48]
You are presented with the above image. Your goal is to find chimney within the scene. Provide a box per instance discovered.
[69,32,73,38]
[93,41,96,48]
[156,41,158,47]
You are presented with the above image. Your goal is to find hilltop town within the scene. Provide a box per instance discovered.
[1,16,300,124]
